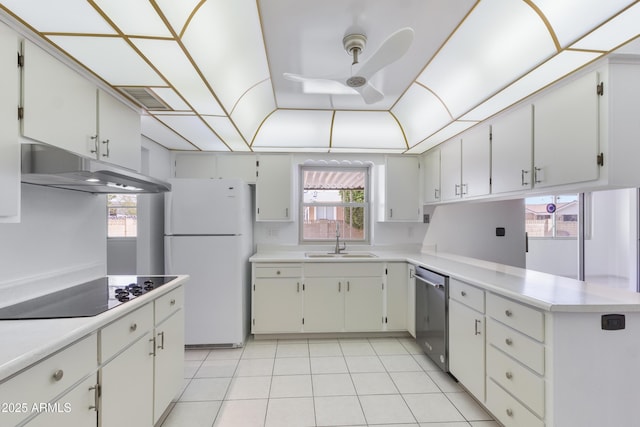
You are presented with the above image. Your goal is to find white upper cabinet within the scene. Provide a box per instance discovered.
[440,124,490,202]
[255,154,292,221]
[461,123,491,198]
[423,148,441,204]
[378,156,421,221]
[97,89,141,171]
[0,24,20,222]
[533,71,600,188]
[216,154,257,183]
[21,41,141,171]
[21,40,98,158]
[491,105,533,194]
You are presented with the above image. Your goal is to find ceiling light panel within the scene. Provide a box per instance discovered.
[252,110,332,150]
[131,38,225,115]
[181,0,271,113]
[153,0,202,36]
[461,50,602,121]
[332,111,405,150]
[141,115,195,150]
[417,0,556,118]
[532,0,635,48]
[47,36,165,86]
[201,116,251,152]
[405,121,477,154]
[232,80,276,144]
[92,0,172,38]
[570,2,640,52]
[153,115,229,151]
[391,84,452,147]
[0,0,115,34]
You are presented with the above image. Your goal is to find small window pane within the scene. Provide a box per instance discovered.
[302,206,365,240]
[525,194,578,238]
[108,194,137,238]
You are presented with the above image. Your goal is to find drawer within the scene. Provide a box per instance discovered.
[304,262,383,277]
[449,278,484,313]
[155,286,184,324]
[487,318,545,375]
[487,345,545,417]
[486,379,544,427]
[487,293,544,341]
[254,265,302,278]
[0,334,97,426]
[100,303,153,363]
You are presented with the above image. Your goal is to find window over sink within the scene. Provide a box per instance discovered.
[299,166,369,244]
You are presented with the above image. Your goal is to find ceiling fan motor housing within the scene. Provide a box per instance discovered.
[343,33,367,64]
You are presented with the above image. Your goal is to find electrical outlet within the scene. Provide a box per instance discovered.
[423,214,430,224]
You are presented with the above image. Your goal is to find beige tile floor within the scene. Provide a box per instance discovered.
[160,337,498,427]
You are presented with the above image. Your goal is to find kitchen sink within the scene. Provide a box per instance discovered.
[304,252,378,258]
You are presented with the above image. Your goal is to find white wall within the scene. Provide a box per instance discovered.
[0,184,106,297]
[423,199,526,268]
[253,153,428,248]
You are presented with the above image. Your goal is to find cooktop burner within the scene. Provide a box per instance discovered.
[0,276,177,320]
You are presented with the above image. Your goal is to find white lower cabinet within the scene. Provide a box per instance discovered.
[406,265,416,338]
[252,264,303,333]
[344,277,383,331]
[385,262,408,331]
[303,277,346,332]
[448,279,485,401]
[0,334,98,427]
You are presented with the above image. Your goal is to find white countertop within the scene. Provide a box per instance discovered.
[250,249,640,312]
[0,275,189,382]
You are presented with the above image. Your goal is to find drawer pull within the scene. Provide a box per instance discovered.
[505,309,513,317]
[505,338,513,346]
[170,299,176,306]
[276,270,281,275]
[52,369,64,381]
[505,371,513,380]
[130,323,138,332]
[506,408,514,417]
[474,319,481,336]
[460,291,467,297]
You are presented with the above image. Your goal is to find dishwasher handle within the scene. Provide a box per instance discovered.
[415,274,445,289]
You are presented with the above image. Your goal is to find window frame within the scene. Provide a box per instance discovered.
[298,165,370,245]
[525,194,585,240]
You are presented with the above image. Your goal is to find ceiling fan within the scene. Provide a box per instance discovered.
[283,27,415,104]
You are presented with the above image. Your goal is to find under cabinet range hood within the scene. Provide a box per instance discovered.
[21,144,171,194]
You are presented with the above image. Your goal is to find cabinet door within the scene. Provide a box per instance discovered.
[25,375,98,427]
[449,299,485,401]
[384,156,421,221]
[253,278,303,333]
[256,154,292,221]
[154,310,184,424]
[491,105,533,194]
[217,154,257,183]
[533,71,600,188]
[461,124,490,198]
[97,89,141,171]
[344,277,383,331]
[423,149,441,203]
[439,139,462,201]
[22,40,97,158]
[386,263,408,331]
[0,25,19,221]
[407,265,416,338]
[303,278,344,332]
[101,333,154,427]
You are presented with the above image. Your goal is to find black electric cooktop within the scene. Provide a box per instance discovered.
[0,276,177,320]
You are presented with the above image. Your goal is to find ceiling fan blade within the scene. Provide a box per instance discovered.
[357,27,414,80]
[354,82,384,104]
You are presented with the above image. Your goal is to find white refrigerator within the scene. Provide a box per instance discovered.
[164,178,253,347]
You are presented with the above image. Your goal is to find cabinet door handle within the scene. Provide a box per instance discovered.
[521,169,530,186]
[434,188,440,199]
[347,281,350,292]
[157,331,165,350]
[89,384,100,411]
[52,369,64,381]
[170,299,176,306]
[90,134,98,155]
[338,282,341,292]
[462,183,468,195]
[454,184,460,196]
[505,371,513,380]
[460,291,467,297]
[389,208,393,218]
[285,208,289,218]
[534,167,543,184]
[130,323,137,332]
[149,337,156,356]
[101,139,110,158]
[505,338,513,346]
[506,408,514,417]
[474,319,481,336]
[505,309,513,317]
[297,282,300,292]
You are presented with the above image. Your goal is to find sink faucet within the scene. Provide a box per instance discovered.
[334,222,347,254]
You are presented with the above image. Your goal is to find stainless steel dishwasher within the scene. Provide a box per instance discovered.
[415,266,449,372]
